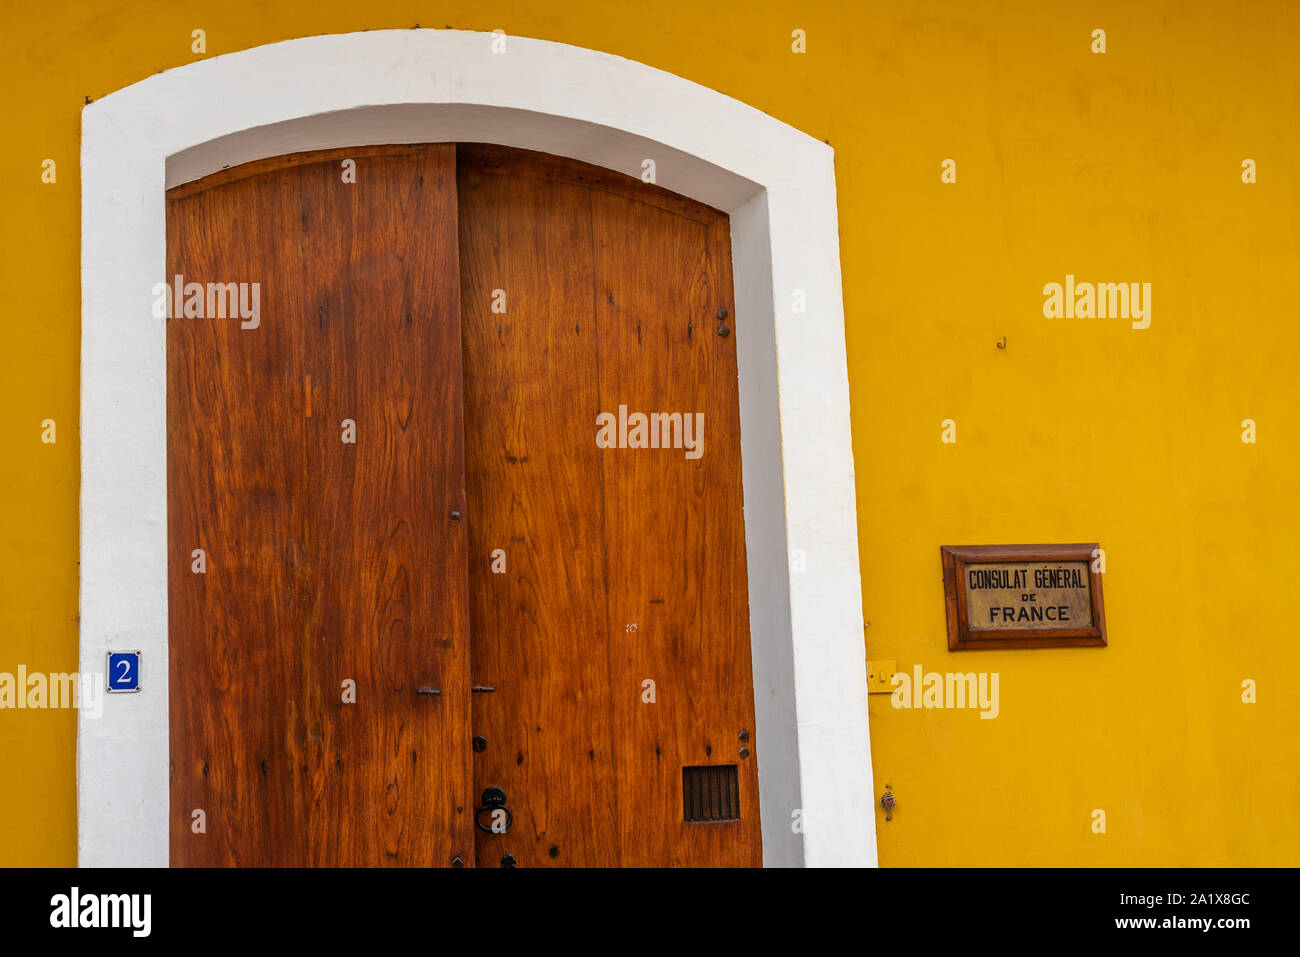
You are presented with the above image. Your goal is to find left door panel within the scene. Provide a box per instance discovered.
[166,144,473,866]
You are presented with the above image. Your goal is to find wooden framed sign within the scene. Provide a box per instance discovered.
[941,544,1107,651]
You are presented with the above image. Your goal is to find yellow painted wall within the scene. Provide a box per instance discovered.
[2,0,1297,866]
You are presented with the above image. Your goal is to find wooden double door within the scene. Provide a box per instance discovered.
[166,143,760,867]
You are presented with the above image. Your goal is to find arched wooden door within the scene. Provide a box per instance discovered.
[167,143,760,867]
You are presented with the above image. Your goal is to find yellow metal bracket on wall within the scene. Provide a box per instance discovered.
[866,659,898,694]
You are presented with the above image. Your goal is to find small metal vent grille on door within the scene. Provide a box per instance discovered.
[682,765,740,823]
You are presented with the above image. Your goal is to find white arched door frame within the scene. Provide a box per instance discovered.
[79,29,873,867]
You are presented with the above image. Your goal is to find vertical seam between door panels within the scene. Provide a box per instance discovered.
[588,187,622,866]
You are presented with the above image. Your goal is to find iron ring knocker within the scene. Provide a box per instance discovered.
[475,786,513,834]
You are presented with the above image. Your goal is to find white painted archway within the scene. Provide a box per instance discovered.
[79,28,873,867]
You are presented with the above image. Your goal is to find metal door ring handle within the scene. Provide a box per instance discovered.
[475,785,512,833]
[475,804,513,834]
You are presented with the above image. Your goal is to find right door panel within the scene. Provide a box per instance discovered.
[459,145,761,867]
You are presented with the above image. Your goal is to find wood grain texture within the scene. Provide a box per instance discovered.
[167,151,309,866]
[459,145,760,867]
[458,152,619,868]
[167,142,758,867]
[590,184,761,868]
[167,144,473,866]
